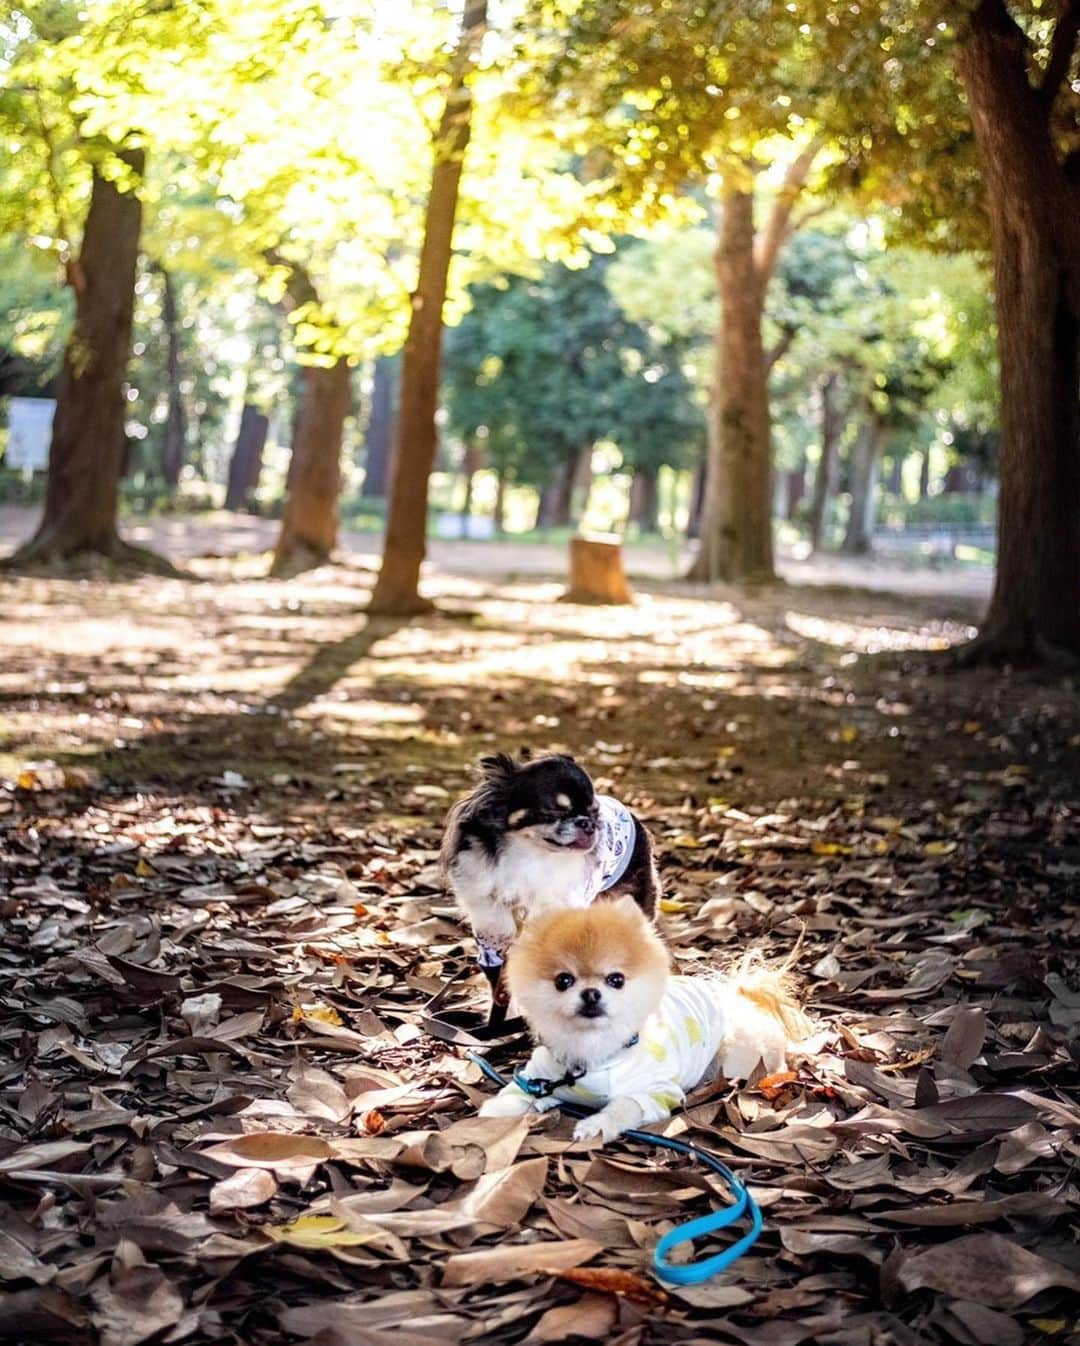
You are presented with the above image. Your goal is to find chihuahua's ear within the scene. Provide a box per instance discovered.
[478,752,517,783]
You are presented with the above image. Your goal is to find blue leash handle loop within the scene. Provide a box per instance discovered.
[468,1052,763,1285]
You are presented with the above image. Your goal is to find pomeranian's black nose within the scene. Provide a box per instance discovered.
[579,987,603,1017]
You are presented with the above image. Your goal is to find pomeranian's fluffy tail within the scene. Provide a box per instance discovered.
[714,942,813,1080]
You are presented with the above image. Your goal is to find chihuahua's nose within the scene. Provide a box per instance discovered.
[575,815,596,835]
[581,987,601,1009]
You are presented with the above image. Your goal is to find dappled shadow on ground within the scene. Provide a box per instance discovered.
[1,553,1078,1344]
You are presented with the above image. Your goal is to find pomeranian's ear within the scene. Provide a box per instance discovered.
[478,752,517,783]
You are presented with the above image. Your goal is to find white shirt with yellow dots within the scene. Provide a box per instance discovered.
[505,976,789,1124]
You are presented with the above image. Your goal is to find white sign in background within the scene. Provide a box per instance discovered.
[6,397,56,472]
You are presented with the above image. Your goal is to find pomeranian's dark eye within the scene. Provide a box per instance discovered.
[554,972,575,992]
[605,972,625,990]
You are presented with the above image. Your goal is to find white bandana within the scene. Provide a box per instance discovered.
[590,795,636,896]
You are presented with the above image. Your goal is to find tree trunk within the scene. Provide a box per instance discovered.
[785,460,806,519]
[919,448,931,500]
[361,354,398,499]
[493,471,507,533]
[225,403,269,511]
[537,456,575,529]
[687,188,774,582]
[7,150,163,569]
[887,453,904,495]
[271,358,351,576]
[156,263,187,489]
[628,466,660,532]
[842,416,887,555]
[570,444,594,524]
[810,373,842,553]
[459,441,482,526]
[687,463,706,538]
[955,0,1080,661]
[368,0,487,615]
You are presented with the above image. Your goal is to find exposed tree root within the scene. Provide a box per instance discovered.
[1,532,182,578]
[268,541,334,580]
[366,592,437,617]
[945,625,1080,672]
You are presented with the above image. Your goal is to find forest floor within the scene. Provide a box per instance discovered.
[0,534,1077,1346]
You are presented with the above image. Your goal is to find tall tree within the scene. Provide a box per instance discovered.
[361,355,399,500]
[952,0,1080,661]
[7,151,153,566]
[369,1,488,614]
[269,261,353,576]
[154,262,187,489]
[272,357,352,576]
[688,150,818,582]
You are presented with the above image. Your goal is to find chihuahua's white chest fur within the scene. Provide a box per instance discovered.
[451,835,596,961]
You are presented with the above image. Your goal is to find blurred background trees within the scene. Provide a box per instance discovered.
[1,0,1076,658]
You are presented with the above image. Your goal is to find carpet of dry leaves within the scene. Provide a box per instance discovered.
[1,552,1078,1346]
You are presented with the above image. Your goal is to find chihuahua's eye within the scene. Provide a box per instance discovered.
[554,972,575,992]
[605,972,625,990]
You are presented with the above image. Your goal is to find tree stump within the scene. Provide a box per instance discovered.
[563,532,633,604]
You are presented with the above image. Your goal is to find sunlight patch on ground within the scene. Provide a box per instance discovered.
[784,609,976,654]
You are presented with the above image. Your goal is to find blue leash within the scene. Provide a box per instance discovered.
[468,1052,763,1285]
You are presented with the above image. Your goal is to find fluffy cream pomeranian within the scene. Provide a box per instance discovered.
[479,897,811,1143]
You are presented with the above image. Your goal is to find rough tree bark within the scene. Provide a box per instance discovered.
[271,358,352,577]
[6,150,166,570]
[628,466,660,532]
[361,354,398,499]
[155,263,187,489]
[810,373,842,553]
[842,415,888,556]
[954,0,1080,662]
[225,404,269,511]
[368,0,487,614]
[688,143,818,583]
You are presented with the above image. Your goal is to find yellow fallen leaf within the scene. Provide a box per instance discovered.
[264,1214,374,1249]
[135,857,156,877]
[672,833,705,849]
[716,745,737,759]
[924,840,956,857]
[811,841,853,857]
[962,720,981,734]
[292,1003,344,1026]
[870,816,903,833]
[1030,1320,1067,1335]
[659,898,688,913]
[1004,764,1030,777]
[840,725,858,743]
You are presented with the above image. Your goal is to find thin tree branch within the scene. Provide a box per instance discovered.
[753,138,822,284]
[1041,0,1080,102]
[766,326,797,372]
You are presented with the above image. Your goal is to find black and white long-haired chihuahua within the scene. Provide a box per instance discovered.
[440,752,660,1016]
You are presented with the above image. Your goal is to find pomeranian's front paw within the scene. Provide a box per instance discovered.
[479,1090,537,1118]
[572,1113,619,1144]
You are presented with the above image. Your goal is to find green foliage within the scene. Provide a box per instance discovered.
[443,251,705,486]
